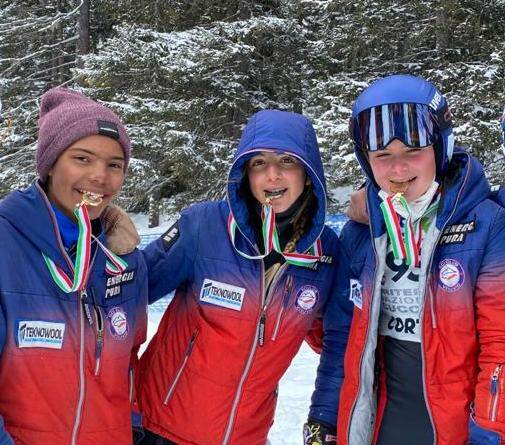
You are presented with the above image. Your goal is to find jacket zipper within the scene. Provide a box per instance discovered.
[347,195,381,444]
[163,331,198,405]
[428,276,437,329]
[490,364,502,421]
[271,275,294,341]
[90,287,104,376]
[70,251,98,445]
[222,261,288,444]
[71,289,87,445]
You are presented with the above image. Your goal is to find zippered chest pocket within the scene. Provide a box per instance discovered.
[163,331,199,405]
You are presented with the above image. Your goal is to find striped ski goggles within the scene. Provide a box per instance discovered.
[350,103,439,152]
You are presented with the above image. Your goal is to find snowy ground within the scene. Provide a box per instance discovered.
[136,214,346,444]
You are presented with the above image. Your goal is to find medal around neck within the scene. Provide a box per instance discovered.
[42,199,128,293]
[228,195,321,267]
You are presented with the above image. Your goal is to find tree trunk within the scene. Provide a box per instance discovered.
[436,0,455,53]
[51,0,65,85]
[77,0,90,67]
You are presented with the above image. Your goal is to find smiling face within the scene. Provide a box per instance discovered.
[46,134,125,220]
[368,139,436,202]
[246,151,307,213]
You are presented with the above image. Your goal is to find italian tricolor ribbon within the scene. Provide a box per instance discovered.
[42,203,128,293]
[228,204,322,267]
[380,193,438,267]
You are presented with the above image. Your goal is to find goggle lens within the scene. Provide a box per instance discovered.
[352,103,439,151]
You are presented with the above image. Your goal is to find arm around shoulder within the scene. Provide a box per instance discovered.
[308,241,354,430]
[142,204,202,303]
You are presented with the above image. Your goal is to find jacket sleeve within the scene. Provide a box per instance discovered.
[308,243,354,427]
[142,205,201,304]
[0,296,14,445]
[471,207,505,442]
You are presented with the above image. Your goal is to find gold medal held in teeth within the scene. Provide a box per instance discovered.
[81,191,103,207]
[390,182,408,195]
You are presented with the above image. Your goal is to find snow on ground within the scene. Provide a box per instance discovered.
[136,213,346,444]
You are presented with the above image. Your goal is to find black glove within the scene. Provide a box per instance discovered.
[303,420,337,445]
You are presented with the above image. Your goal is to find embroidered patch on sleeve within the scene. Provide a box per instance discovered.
[162,219,180,250]
[349,278,363,309]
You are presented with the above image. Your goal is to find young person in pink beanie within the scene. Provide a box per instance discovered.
[0,87,147,445]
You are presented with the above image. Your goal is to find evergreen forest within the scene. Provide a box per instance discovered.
[1,0,504,213]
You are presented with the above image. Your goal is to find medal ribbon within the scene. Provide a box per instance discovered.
[227,203,322,267]
[42,203,128,293]
[380,194,438,267]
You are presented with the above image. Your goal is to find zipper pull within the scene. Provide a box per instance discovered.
[186,333,197,355]
[93,305,104,375]
[282,275,293,307]
[80,290,94,326]
[491,365,501,395]
[258,309,266,347]
[95,330,103,360]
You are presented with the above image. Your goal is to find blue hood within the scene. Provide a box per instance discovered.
[227,110,327,254]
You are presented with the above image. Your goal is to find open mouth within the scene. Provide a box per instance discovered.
[389,178,415,194]
[264,188,287,201]
[79,189,104,207]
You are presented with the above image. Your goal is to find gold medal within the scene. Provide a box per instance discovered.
[390,181,409,195]
[80,191,103,207]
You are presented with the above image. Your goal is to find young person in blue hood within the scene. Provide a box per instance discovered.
[312,74,505,445]
[0,87,148,444]
[133,110,353,445]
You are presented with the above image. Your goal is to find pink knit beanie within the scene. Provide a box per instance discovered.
[36,87,131,183]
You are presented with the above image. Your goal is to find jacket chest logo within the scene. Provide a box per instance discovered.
[107,306,129,339]
[16,320,66,349]
[105,269,136,298]
[439,220,475,245]
[200,278,246,311]
[295,285,319,314]
[438,258,465,292]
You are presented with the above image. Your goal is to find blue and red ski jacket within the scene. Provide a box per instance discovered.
[0,182,148,445]
[312,151,505,445]
[136,110,353,445]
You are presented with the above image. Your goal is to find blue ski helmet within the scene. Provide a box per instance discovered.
[349,74,454,180]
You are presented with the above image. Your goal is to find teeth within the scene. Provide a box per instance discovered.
[80,189,104,206]
[264,189,285,200]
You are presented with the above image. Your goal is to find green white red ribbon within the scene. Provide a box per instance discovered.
[43,203,128,293]
[380,193,438,267]
[228,204,322,267]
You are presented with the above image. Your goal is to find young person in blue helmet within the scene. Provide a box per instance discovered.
[132,109,352,445]
[0,87,148,444]
[309,74,505,445]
